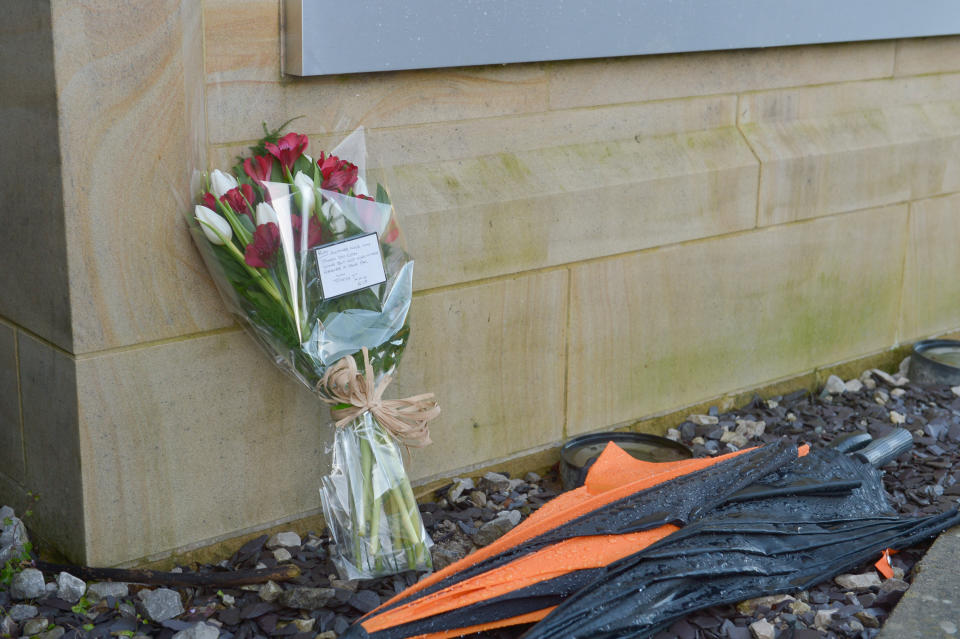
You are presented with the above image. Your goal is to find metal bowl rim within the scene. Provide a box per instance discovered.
[559,431,692,469]
[912,339,960,374]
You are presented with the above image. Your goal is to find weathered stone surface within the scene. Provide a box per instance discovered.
[446,478,474,503]
[900,193,960,340]
[55,571,86,604]
[38,627,65,639]
[258,580,282,602]
[171,622,220,639]
[749,618,776,639]
[266,531,301,549]
[835,572,882,591]
[472,510,522,546]
[22,618,49,635]
[880,528,960,638]
[567,206,906,433]
[137,588,184,622]
[7,604,37,622]
[10,568,46,600]
[824,375,847,394]
[86,581,129,600]
[278,587,335,610]
[479,472,511,493]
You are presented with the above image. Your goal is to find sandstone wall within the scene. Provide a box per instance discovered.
[1,1,958,564]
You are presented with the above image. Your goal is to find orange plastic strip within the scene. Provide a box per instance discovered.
[362,526,678,633]
[874,548,897,579]
[370,442,784,622]
[375,446,751,611]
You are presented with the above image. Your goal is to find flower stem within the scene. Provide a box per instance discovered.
[359,435,373,536]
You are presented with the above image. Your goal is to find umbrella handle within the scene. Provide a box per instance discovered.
[830,431,873,453]
[853,428,913,468]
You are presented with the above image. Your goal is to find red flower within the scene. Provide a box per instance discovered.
[221,184,256,221]
[264,132,308,172]
[357,194,374,201]
[291,214,324,249]
[202,192,218,211]
[317,152,358,193]
[243,154,274,186]
[244,222,281,268]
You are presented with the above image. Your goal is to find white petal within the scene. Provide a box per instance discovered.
[210,169,238,198]
[353,176,369,198]
[195,205,232,245]
[293,171,316,216]
[255,202,279,227]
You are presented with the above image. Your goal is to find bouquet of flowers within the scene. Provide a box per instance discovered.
[188,126,438,578]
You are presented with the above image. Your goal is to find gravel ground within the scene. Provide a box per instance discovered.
[1,362,958,639]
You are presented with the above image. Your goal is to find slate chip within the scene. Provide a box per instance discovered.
[347,589,380,613]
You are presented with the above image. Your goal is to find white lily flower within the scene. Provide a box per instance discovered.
[294,171,316,216]
[195,205,232,245]
[255,202,279,227]
[210,169,238,198]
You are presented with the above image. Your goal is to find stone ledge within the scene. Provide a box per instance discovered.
[880,526,960,638]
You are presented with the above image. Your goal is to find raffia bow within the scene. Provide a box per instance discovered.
[316,347,439,447]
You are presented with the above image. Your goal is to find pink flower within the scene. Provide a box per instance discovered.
[291,214,324,249]
[265,132,308,172]
[243,154,274,186]
[317,152,358,193]
[244,222,281,268]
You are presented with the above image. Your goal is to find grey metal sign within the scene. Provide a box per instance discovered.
[283,0,960,76]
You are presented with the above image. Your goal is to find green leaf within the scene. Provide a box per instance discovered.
[375,183,391,205]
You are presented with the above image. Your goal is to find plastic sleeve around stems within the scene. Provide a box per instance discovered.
[320,412,432,580]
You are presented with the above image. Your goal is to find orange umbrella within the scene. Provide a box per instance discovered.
[344,441,802,639]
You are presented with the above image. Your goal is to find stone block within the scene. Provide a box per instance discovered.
[0,1,72,349]
[900,193,960,340]
[398,270,568,480]
[204,0,279,83]
[548,41,895,110]
[17,332,84,561]
[208,95,737,172]
[742,103,960,225]
[895,35,960,77]
[566,205,907,434]
[49,1,220,353]
[206,63,549,145]
[0,322,24,483]
[76,331,333,566]
[388,127,757,290]
[738,73,960,124]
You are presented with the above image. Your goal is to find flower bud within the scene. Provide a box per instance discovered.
[210,169,238,198]
[195,205,232,245]
[294,171,316,216]
[255,202,279,227]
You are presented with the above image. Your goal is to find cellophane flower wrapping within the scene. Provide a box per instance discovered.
[187,127,432,578]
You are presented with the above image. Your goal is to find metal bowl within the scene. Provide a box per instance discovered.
[908,339,960,386]
[559,432,692,490]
